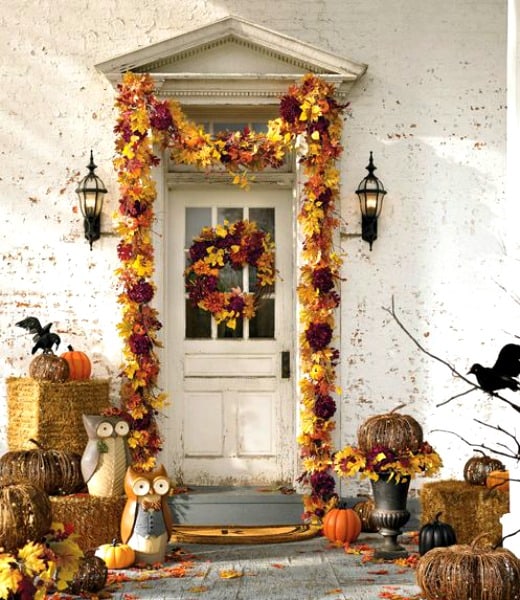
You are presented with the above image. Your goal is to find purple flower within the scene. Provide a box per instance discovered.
[305,322,332,351]
[121,199,146,218]
[129,333,152,356]
[310,471,335,500]
[187,275,218,305]
[189,240,211,262]
[149,101,174,131]
[316,189,332,208]
[312,267,334,293]
[279,95,302,124]
[314,395,336,420]
[228,294,245,313]
[127,281,154,304]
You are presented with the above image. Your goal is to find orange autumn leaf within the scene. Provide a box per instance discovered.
[219,569,242,579]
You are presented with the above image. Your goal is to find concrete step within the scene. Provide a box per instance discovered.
[168,486,304,526]
[168,485,421,528]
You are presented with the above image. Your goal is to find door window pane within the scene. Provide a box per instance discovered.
[186,300,211,338]
[217,319,243,339]
[186,207,211,244]
[217,207,243,224]
[249,299,275,339]
[249,208,275,238]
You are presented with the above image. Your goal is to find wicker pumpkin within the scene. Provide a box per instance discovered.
[419,511,457,556]
[61,345,91,380]
[67,553,108,594]
[95,539,135,569]
[0,439,84,495]
[0,479,52,551]
[357,404,423,453]
[463,450,505,486]
[416,532,520,600]
[29,351,70,382]
[353,496,378,533]
[322,502,362,544]
[486,470,510,492]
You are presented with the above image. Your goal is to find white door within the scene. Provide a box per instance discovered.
[165,185,295,486]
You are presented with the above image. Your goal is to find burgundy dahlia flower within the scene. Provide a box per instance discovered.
[149,101,174,131]
[129,333,152,356]
[312,267,334,293]
[279,95,302,124]
[127,281,154,304]
[310,471,335,500]
[305,322,333,351]
[314,394,336,420]
[228,294,245,313]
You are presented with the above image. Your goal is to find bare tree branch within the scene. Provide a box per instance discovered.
[383,296,520,412]
[433,427,519,461]
[436,387,478,407]
[474,419,520,458]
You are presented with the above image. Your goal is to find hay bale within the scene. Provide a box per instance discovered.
[6,377,110,455]
[420,479,509,545]
[50,494,126,551]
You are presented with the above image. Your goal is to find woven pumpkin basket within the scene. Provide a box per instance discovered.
[357,403,423,453]
[0,479,52,551]
[416,532,520,600]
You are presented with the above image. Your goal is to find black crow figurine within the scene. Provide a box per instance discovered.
[468,343,520,393]
[15,316,61,354]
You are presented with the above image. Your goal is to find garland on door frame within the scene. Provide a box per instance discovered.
[113,71,346,520]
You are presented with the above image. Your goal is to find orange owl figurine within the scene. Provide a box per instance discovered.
[121,464,174,565]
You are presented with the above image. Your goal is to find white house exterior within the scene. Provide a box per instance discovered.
[2,0,519,506]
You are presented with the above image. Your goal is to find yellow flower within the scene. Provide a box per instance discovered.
[49,539,83,591]
[17,541,46,576]
[0,555,22,599]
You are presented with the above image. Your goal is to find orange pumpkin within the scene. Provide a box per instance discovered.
[486,470,509,492]
[322,502,362,544]
[61,345,91,380]
[95,539,135,569]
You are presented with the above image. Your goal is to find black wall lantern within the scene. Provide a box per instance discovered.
[76,150,107,250]
[355,152,387,250]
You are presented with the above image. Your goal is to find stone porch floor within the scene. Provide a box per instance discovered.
[68,532,424,600]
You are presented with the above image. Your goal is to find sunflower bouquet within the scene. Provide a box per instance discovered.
[333,441,442,483]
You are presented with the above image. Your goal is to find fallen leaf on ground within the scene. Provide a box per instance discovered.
[189,585,209,592]
[219,568,242,579]
[367,569,390,575]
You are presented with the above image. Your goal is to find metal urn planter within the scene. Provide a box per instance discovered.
[370,474,411,559]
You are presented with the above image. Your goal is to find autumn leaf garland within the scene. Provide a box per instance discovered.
[114,72,347,518]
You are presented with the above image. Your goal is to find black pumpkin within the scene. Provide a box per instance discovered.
[419,511,457,556]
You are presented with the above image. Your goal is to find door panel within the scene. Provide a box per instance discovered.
[165,185,294,486]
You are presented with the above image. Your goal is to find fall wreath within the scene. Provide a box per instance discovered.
[185,219,276,330]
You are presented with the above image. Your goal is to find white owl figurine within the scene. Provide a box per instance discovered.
[81,414,132,497]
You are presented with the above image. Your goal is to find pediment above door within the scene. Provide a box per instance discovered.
[96,16,367,104]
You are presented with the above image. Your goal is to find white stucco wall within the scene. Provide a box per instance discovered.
[1,0,515,497]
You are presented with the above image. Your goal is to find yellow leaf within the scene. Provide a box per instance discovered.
[219,569,242,579]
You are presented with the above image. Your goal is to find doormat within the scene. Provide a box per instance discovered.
[171,524,320,545]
